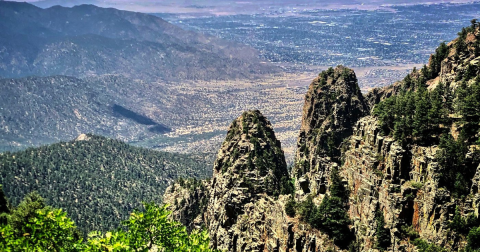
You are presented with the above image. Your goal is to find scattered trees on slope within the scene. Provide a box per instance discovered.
[287,167,353,248]
[374,76,480,199]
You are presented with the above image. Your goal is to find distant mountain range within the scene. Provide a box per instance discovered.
[0,1,278,80]
[25,0,477,14]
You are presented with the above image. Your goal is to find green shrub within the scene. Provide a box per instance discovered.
[411,181,424,189]
[285,196,297,217]
[0,192,218,251]
[412,238,447,252]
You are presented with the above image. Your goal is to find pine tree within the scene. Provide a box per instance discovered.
[329,167,348,201]
[316,167,353,247]
[429,82,446,134]
[0,185,10,225]
[0,185,10,215]
[375,210,391,251]
[459,77,480,139]
[450,206,466,234]
[467,226,480,251]
[284,195,297,217]
[413,86,431,144]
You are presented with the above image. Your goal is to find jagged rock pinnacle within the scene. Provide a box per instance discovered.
[293,65,367,195]
[213,110,288,191]
[207,110,290,250]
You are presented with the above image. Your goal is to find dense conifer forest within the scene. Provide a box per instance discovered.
[0,134,211,236]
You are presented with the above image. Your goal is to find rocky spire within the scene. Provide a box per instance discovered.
[206,110,289,250]
[293,65,367,195]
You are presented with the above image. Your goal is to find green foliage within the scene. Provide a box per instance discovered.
[0,192,216,252]
[0,135,211,236]
[436,133,477,198]
[317,195,353,247]
[296,168,353,248]
[327,132,336,158]
[0,185,10,225]
[297,195,316,223]
[8,192,47,236]
[457,77,480,139]
[400,225,419,240]
[410,181,424,189]
[412,85,431,144]
[456,27,468,57]
[1,192,83,251]
[0,185,10,215]
[412,238,447,252]
[449,206,479,235]
[375,210,391,251]
[374,65,480,152]
[87,203,214,252]
[1,208,83,251]
[280,177,295,195]
[284,196,297,217]
[467,226,480,251]
[450,206,467,234]
[329,167,348,201]
[430,42,449,78]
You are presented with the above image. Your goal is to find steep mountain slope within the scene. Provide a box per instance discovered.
[0,1,278,80]
[0,134,211,236]
[0,75,173,151]
[163,24,480,251]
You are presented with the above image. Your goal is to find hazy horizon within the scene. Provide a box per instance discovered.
[5,0,477,14]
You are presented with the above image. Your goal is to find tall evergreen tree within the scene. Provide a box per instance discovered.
[429,82,446,134]
[0,185,10,215]
[0,185,10,225]
[329,167,348,202]
[413,86,431,144]
[375,210,391,251]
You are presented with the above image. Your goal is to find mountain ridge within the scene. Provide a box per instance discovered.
[0,1,279,81]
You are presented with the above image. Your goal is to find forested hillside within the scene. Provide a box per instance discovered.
[0,134,211,235]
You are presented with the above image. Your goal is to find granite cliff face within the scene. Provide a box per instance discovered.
[163,27,480,251]
[205,110,290,251]
[343,116,454,251]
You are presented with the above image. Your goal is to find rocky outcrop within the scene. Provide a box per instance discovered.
[163,178,210,232]
[163,110,347,251]
[342,116,454,251]
[438,29,480,88]
[471,165,480,217]
[206,110,290,250]
[293,65,368,198]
